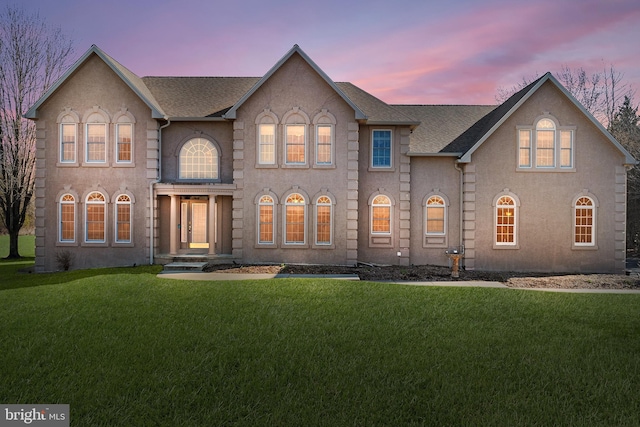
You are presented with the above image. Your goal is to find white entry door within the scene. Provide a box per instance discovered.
[180,200,209,249]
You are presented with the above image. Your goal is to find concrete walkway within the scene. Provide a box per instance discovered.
[157,271,640,293]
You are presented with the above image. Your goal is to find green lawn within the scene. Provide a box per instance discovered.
[1,260,639,426]
[0,234,35,258]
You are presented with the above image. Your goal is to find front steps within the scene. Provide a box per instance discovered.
[157,253,234,273]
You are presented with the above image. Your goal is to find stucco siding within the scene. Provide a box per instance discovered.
[466,81,626,273]
[233,52,357,265]
[35,54,154,271]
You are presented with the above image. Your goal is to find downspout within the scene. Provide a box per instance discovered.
[454,162,464,259]
[149,118,171,264]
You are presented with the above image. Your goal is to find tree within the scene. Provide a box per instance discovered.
[0,5,73,258]
[496,65,635,126]
[608,96,640,253]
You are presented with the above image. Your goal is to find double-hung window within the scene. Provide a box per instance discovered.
[372,130,392,168]
[85,192,106,243]
[285,125,306,164]
[115,194,132,243]
[258,124,276,165]
[60,124,77,163]
[59,194,76,243]
[425,196,446,235]
[86,123,106,163]
[316,125,333,165]
[116,123,133,163]
[371,195,392,234]
[285,193,306,244]
[258,195,275,244]
[315,196,332,245]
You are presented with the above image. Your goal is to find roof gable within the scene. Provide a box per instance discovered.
[223,45,367,121]
[25,45,165,119]
[455,73,637,165]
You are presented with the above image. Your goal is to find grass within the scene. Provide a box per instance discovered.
[1,254,639,425]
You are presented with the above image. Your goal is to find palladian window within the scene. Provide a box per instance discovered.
[59,194,76,242]
[285,193,306,244]
[495,196,516,245]
[85,192,106,243]
[574,197,595,246]
[258,195,275,244]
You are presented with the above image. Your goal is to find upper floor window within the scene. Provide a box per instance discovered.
[425,196,446,235]
[284,193,306,244]
[371,195,392,234]
[60,123,77,163]
[59,194,76,243]
[258,124,276,165]
[518,116,574,170]
[285,125,306,164]
[85,192,106,243]
[283,107,310,166]
[313,110,336,167]
[495,196,516,246]
[115,194,132,243]
[179,138,219,180]
[316,125,333,165]
[574,196,595,247]
[86,123,106,163]
[57,109,79,164]
[116,124,133,163]
[372,130,392,168]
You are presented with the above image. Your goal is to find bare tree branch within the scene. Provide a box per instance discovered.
[0,5,73,257]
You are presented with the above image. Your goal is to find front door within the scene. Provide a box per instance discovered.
[180,199,209,250]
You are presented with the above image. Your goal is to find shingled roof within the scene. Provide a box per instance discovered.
[394,105,496,154]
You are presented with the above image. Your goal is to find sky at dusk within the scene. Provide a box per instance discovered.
[6,0,640,105]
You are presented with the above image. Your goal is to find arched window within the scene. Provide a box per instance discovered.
[495,196,516,245]
[425,195,446,235]
[315,196,332,245]
[83,108,109,163]
[179,138,219,179]
[115,194,132,243]
[371,195,392,234]
[59,194,75,242]
[258,195,275,244]
[85,192,106,242]
[313,110,336,166]
[114,109,135,164]
[536,118,556,167]
[285,193,306,244]
[574,197,595,246]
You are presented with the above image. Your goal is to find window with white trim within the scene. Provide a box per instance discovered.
[59,194,75,242]
[517,116,575,170]
[316,125,333,165]
[371,130,392,168]
[371,195,392,234]
[258,124,276,165]
[179,138,219,179]
[574,197,595,246]
[60,123,77,163]
[495,196,516,246]
[285,125,306,164]
[315,195,332,245]
[425,196,446,235]
[86,123,106,163]
[285,193,306,244]
[115,194,132,243]
[85,192,106,243]
[116,123,133,163]
[258,195,275,244]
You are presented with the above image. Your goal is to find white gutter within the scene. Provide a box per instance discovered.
[454,162,465,265]
[149,118,171,264]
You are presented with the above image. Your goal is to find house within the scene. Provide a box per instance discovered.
[25,45,637,273]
